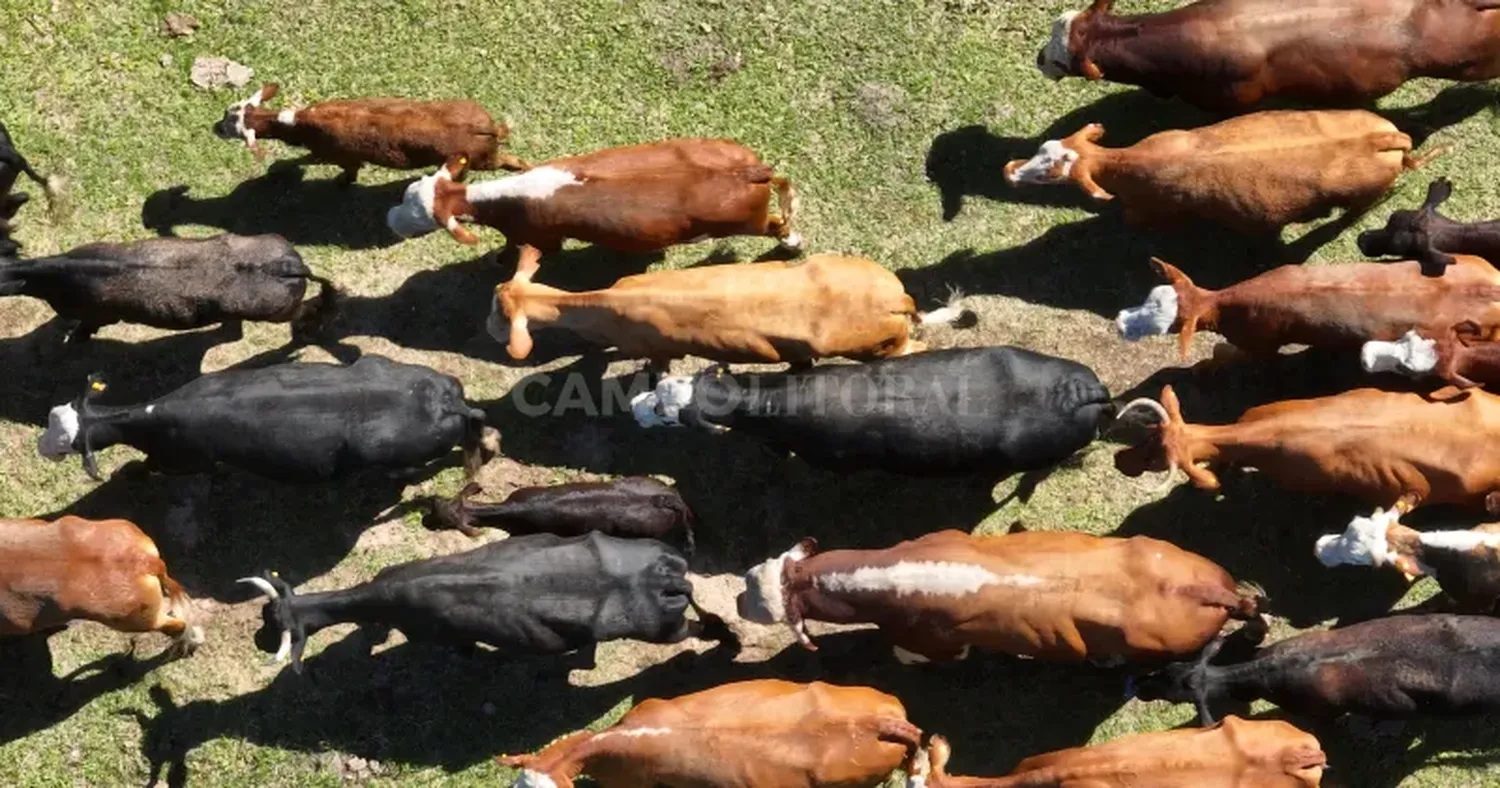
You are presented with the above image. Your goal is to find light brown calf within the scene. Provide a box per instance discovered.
[0,516,201,655]
[488,253,969,363]
[1318,507,1500,611]
[499,680,920,788]
[909,717,1325,787]
[1004,110,1420,233]
[738,528,1264,664]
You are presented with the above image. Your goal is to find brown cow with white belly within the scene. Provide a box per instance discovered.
[909,717,1326,787]
[1118,256,1500,360]
[1116,385,1500,515]
[737,529,1265,664]
[1004,111,1420,233]
[1037,0,1500,112]
[1,516,202,656]
[499,680,921,788]
[386,139,800,269]
[1318,507,1500,612]
[487,253,971,365]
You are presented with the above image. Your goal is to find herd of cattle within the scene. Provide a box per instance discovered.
[9,0,1500,785]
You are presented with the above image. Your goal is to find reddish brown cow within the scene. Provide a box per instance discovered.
[1118,256,1500,360]
[1318,507,1500,610]
[1037,0,1500,112]
[499,680,921,788]
[213,83,526,182]
[1363,322,1500,391]
[1004,111,1420,233]
[909,717,1326,787]
[385,139,800,268]
[488,252,970,364]
[1115,385,1500,515]
[0,516,201,655]
[737,528,1265,664]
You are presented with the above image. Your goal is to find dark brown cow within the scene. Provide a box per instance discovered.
[1318,506,1500,611]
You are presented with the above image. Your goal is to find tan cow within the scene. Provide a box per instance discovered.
[1004,110,1422,233]
[488,253,971,364]
[737,528,1265,664]
[500,680,921,788]
[0,516,202,656]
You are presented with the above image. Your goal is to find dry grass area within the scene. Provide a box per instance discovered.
[3,0,1500,786]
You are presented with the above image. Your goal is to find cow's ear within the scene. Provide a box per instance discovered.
[1085,0,1114,15]
[257,83,280,105]
[1080,58,1104,81]
[792,537,818,560]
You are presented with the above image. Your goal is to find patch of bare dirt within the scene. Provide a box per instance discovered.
[851,82,909,130]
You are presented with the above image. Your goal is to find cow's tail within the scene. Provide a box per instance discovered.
[770,174,802,250]
[654,493,697,554]
[6,144,63,212]
[914,286,979,329]
[461,407,498,479]
[157,569,205,656]
[292,273,341,338]
[428,482,484,537]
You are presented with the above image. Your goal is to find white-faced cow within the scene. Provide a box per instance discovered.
[1317,507,1500,613]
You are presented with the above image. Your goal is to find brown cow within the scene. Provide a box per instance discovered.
[1115,385,1500,515]
[737,528,1265,664]
[487,252,971,364]
[909,717,1326,787]
[498,680,921,788]
[1318,506,1500,611]
[1037,0,1500,112]
[1363,322,1500,391]
[1004,111,1420,233]
[213,83,526,182]
[385,139,800,266]
[1118,256,1500,360]
[1,516,201,655]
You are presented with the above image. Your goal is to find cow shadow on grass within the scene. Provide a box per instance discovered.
[119,627,1124,779]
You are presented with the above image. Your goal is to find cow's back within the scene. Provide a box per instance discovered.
[291,99,497,167]
[0,517,160,633]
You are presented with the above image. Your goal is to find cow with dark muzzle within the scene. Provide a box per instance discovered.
[631,347,1112,477]
[236,532,729,673]
[1359,178,1500,277]
[37,356,498,487]
[427,477,695,551]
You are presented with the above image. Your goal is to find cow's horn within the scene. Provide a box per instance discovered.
[273,630,292,663]
[237,576,280,600]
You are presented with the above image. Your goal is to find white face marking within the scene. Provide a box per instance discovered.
[906,748,931,788]
[782,232,804,251]
[738,542,810,625]
[1315,507,1400,567]
[276,109,296,126]
[1006,140,1079,185]
[630,375,696,428]
[145,404,156,415]
[1419,530,1500,552]
[1361,331,1438,376]
[816,561,1016,598]
[467,166,580,203]
[1117,285,1179,341]
[1039,11,1080,80]
[386,172,443,238]
[512,770,558,788]
[37,403,81,460]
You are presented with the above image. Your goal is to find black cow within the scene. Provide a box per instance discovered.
[237,532,729,673]
[427,478,695,550]
[0,120,59,252]
[1358,178,1500,277]
[0,234,337,344]
[1132,614,1500,723]
[631,347,1114,476]
[37,355,497,483]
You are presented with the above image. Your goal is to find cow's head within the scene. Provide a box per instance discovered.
[237,571,309,672]
[1036,0,1111,81]
[1003,124,1112,199]
[487,253,550,359]
[386,156,477,243]
[213,83,279,159]
[37,374,117,481]
[1113,385,1219,491]
[1316,507,1428,580]
[738,537,817,646]
[1361,330,1438,377]
[1356,178,1457,276]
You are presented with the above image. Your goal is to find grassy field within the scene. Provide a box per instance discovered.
[4,0,1500,785]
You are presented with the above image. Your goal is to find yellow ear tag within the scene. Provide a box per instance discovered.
[271,570,280,578]
[90,381,107,392]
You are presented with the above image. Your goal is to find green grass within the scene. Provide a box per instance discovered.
[3,0,1500,785]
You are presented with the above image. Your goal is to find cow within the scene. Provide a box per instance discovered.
[1359,178,1500,276]
[427,477,695,551]
[908,717,1326,788]
[1132,614,1500,723]
[736,528,1266,664]
[0,233,337,345]
[487,252,973,367]
[1,516,202,657]
[235,532,729,673]
[1317,506,1500,613]
[1363,323,1500,391]
[384,139,801,269]
[36,356,498,484]
[630,347,1113,477]
[1036,0,1500,112]
[213,83,526,183]
[1114,385,1500,515]
[1,120,62,252]
[1117,256,1500,360]
[498,679,921,788]
[1003,111,1421,233]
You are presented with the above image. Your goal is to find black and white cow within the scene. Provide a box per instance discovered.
[237,531,728,673]
[38,355,497,483]
[1357,178,1500,277]
[428,477,695,551]
[0,120,60,253]
[630,347,1114,476]
[0,234,337,344]
[1131,614,1500,724]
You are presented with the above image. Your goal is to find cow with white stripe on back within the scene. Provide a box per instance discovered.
[737,528,1266,664]
[1317,507,1500,614]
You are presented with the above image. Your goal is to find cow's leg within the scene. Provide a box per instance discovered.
[886,626,971,664]
[646,357,673,386]
[334,160,362,187]
[64,321,100,346]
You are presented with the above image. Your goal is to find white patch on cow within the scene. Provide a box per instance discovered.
[906,748,931,788]
[276,109,296,126]
[466,166,580,203]
[782,232,804,251]
[37,403,81,460]
[145,405,156,415]
[1361,331,1438,376]
[1420,530,1500,552]
[815,561,1013,598]
[893,645,931,665]
[1117,285,1179,341]
[1006,140,1079,185]
[631,376,696,428]
[593,727,671,742]
[386,173,442,238]
[511,770,558,788]
[738,542,811,625]
[1316,507,1401,567]
[1039,11,1080,80]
